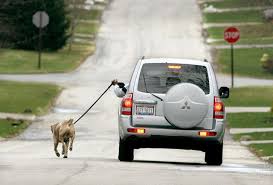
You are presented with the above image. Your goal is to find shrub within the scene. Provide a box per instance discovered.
[0,0,70,51]
[260,53,273,73]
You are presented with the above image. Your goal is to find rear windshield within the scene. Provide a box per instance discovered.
[137,63,210,94]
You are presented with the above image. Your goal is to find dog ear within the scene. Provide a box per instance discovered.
[68,119,74,126]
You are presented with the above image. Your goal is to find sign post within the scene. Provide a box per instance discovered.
[32,11,49,69]
[224,27,240,88]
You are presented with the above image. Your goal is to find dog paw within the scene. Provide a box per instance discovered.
[69,147,73,151]
[63,156,68,158]
[56,153,60,157]
[62,151,65,155]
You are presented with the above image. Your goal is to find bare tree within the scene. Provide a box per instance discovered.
[66,0,86,51]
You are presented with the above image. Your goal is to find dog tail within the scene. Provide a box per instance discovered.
[50,125,54,133]
[51,123,58,133]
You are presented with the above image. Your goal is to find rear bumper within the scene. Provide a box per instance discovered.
[123,135,222,152]
[119,116,225,152]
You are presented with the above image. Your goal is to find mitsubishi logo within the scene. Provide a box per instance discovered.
[181,101,191,110]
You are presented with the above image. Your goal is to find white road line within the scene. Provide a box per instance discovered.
[241,140,273,145]
[230,128,273,134]
[168,163,273,175]
[226,107,271,113]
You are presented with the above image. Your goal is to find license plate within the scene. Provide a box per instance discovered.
[136,105,155,115]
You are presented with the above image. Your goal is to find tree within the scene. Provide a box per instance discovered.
[65,0,86,51]
[0,0,17,48]
[0,0,70,51]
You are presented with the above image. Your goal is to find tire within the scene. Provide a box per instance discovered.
[164,83,209,129]
[205,143,223,166]
[118,139,134,162]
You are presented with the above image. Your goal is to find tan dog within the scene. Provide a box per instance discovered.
[50,119,75,158]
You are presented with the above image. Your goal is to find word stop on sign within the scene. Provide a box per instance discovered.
[224,27,240,44]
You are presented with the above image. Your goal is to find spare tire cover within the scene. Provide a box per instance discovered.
[163,83,209,129]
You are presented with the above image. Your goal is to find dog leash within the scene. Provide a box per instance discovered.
[73,83,114,125]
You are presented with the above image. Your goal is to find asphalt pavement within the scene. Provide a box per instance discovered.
[1,0,273,184]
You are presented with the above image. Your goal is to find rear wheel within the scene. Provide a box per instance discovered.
[205,143,223,165]
[163,83,209,129]
[118,139,134,162]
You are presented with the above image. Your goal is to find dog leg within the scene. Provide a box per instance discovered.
[62,144,65,155]
[69,135,75,151]
[65,140,69,155]
[54,141,60,157]
[62,139,68,158]
[51,123,60,157]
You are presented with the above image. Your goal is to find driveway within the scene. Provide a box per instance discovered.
[0,0,273,184]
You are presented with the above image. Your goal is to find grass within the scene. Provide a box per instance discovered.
[95,1,107,6]
[227,112,273,128]
[203,0,273,9]
[210,37,273,45]
[0,43,95,73]
[206,23,273,45]
[76,9,103,20]
[0,119,30,138]
[0,7,100,74]
[0,81,61,115]
[233,132,273,141]
[223,87,273,107]
[215,48,273,79]
[207,24,273,39]
[250,143,273,157]
[204,10,264,23]
[75,22,99,35]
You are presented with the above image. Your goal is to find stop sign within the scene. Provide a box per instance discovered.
[32,11,49,28]
[224,27,240,44]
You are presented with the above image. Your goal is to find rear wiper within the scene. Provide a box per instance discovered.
[150,93,163,102]
[142,72,163,101]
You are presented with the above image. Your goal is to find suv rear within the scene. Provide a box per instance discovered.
[115,58,229,165]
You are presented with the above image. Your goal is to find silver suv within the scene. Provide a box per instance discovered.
[114,58,229,165]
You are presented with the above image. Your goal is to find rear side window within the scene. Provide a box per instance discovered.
[137,63,210,94]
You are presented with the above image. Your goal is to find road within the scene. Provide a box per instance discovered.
[1,0,273,184]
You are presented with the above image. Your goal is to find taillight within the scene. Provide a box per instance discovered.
[121,93,133,115]
[127,128,145,134]
[214,96,225,119]
[198,131,217,137]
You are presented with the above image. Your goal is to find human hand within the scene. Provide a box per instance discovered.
[111,79,118,85]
